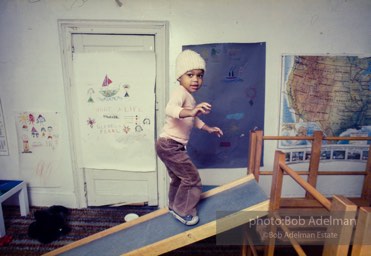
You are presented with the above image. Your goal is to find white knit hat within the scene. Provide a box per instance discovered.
[175,50,206,79]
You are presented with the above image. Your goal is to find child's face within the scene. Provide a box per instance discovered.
[178,69,204,93]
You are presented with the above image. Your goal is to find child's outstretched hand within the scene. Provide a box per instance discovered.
[204,126,224,138]
[179,102,212,118]
[192,102,212,116]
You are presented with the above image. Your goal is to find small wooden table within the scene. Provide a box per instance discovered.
[0,180,30,237]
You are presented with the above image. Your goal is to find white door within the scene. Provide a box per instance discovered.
[71,34,158,206]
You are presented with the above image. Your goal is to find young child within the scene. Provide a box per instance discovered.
[156,50,223,225]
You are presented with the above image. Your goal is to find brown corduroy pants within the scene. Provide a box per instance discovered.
[155,137,202,217]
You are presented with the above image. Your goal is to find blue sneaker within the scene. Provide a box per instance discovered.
[169,210,199,226]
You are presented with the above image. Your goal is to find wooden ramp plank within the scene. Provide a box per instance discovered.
[45,174,268,256]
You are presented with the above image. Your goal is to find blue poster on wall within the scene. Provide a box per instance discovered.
[184,43,265,168]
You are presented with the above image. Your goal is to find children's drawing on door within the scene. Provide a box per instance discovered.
[73,51,156,171]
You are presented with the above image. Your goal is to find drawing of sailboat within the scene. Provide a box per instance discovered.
[223,65,243,82]
[99,74,120,97]
[102,74,112,87]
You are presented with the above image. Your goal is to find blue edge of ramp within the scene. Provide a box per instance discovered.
[56,176,268,256]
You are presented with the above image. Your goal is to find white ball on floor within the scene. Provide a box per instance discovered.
[124,213,139,222]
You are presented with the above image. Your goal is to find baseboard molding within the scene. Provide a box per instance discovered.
[28,188,78,208]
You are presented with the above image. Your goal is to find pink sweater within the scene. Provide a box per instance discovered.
[160,86,205,145]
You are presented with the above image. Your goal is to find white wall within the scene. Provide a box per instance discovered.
[0,0,370,207]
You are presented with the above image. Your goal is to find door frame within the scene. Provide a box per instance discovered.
[58,19,169,208]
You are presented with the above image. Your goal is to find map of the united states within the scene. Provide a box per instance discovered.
[281,55,371,145]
